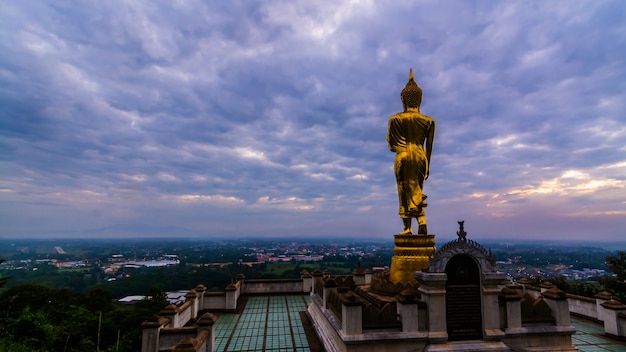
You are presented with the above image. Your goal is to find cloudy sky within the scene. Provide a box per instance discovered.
[1,1,625,242]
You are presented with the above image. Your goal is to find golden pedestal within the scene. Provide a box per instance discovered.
[389,234,436,284]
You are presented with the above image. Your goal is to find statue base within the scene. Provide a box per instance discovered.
[389,234,436,284]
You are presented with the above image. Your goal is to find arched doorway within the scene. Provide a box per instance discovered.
[445,254,483,341]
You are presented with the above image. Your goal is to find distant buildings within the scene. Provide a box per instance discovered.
[101,255,180,280]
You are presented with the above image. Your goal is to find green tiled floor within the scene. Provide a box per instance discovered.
[214,295,312,352]
[571,317,626,352]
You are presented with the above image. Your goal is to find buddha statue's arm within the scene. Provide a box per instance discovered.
[387,115,404,152]
[425,119,435,180]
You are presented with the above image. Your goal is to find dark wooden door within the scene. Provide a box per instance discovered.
[445,254,483,341]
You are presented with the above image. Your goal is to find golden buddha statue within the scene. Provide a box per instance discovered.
[387,69,436,235]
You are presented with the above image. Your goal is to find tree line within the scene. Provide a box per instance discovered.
[0,283,167,352]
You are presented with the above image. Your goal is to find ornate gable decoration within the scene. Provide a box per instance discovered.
[428,221,497,273]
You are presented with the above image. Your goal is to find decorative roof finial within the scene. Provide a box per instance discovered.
[457,221,467,241]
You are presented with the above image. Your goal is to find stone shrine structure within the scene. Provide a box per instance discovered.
[306,225,578,352]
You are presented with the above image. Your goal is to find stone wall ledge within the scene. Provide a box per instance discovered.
[570,312,602,324]
[566,293,596,303]
[310,292,428,344]
[601,299,626,310]
[160,326,198,335]
[424,340,509,352]
[141,316,171,328]
[172,329,210,352]
[244,278,302,283]
[504,325,576,336]
[312,294,341,330]
[179,300,192,311]
[341,330,429,344]
[484,328,506,340]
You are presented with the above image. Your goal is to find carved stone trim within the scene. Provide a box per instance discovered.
[428,238,497,273]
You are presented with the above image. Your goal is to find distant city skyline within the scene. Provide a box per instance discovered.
[1,1,625,241]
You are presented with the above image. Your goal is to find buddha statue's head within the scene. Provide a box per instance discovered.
[401,69,422,109]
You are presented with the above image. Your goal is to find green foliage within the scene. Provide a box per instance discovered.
[0,259,9,289]
[601,251,626,303]
[491,244,611,270]
[0,284,166,352]
[605,251,626,281]
[140,286,168,310]
[599,277,626,303]
[535,275,624,303]
[105,265,233,297]
[85,286,113,312]
[2,263,98,293]
[530,277,605,300]
[0,337,34,352]
[568,281,604,298]
[546,276,571,292]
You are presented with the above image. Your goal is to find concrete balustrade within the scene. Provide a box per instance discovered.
[415,271,448,344]
[543,287,571,326]
[341,296,364,335]
[499,285,523,330]
[396,291,419,332]
[601,299,626,338]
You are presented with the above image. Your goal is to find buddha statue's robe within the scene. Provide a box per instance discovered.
[387,110,435,219]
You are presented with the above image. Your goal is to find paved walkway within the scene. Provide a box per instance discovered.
[571,317,626,352]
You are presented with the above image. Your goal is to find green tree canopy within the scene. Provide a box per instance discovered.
[0,259,8,288]
[605,251,626,281]
[0,283,167,352]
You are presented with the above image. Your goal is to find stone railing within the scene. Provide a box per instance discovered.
[142,272,312,351]
[326,287,343,321]
[318,277,404,333]
[516,280,626,339]
[567,293,599,321]
[312,270,324,297]
[159,300,195,328]
[202,292,226,311]
[141,312,216,352]
[362,299,400,330]
[243,278,304,294]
